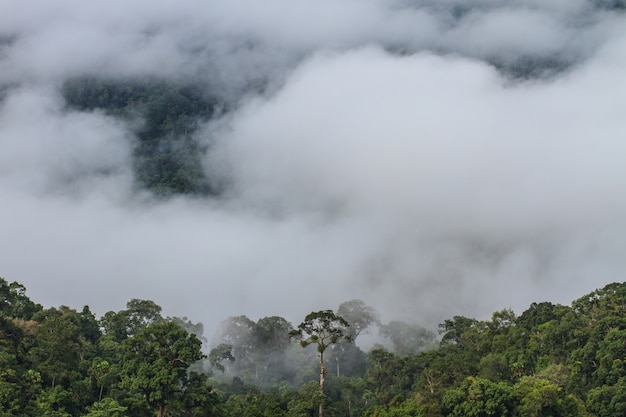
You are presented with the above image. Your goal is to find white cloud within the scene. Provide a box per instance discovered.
[0,0,625,338]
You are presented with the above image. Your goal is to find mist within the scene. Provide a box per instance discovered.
[1,0,625,340]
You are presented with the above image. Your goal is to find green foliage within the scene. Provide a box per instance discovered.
[0,277,42,319]
[439,316,485,350]
[442,376,513,417]
[513,374,588,417]
[83,398,128,417]
[586,377,626,417]
[479,353,512,382]
[365,349,418,405]
[35,386,73,417]
[287,381,327,417]
[222,391,288,417]
[516,302,558,332]
[291,311,351,355]
[0,349,23,416]
[2,277,626,417]
[255,316,294,352]
[339,376,366,416]
[101,299,163,341]
[29,307,87,388]
[365,397,425,417]
[120,321,206,416]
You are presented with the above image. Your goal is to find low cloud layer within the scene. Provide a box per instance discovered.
[1,0,625,339]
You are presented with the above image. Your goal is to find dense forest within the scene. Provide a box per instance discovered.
[1,277,626,416]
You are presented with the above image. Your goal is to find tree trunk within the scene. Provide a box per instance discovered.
[424,370,436,394]
[319,351,326,417]
[157,404,165,417]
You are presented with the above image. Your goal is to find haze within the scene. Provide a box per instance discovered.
[1,0,625,340]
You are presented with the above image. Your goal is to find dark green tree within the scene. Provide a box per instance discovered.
[439,316,485,350]
[29,307,85,389]
[587,377,626,417]
[441,376,513,417]
[120,321,206,417]
[101,299,163,341]
[0,277,42,319]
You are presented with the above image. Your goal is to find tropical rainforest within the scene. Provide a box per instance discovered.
[3,0,626,372]
[2,277,626,417]
[2,2,626,417]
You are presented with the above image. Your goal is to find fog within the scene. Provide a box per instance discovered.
[1,0,625,339]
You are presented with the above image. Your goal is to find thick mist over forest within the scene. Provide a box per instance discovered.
[1,0,625,340]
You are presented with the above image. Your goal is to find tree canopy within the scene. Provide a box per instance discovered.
[2,275,626,417]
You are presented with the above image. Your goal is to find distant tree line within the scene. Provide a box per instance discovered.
[2,275,626,416]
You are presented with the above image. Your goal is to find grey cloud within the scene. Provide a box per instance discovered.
[1,0,620,86]
[0,87,132,195]
[0,0,625,338]
[211,43,626,325]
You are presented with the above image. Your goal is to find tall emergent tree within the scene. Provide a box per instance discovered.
[290,310,350,417]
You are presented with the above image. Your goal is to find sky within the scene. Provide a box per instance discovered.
[1,0,625,343]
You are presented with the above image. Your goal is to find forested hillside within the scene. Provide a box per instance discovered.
[62,78,222,196]
[2,277,625,416]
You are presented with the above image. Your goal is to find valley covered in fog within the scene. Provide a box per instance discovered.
[1,0,626,338]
